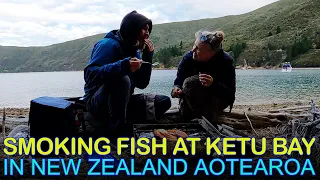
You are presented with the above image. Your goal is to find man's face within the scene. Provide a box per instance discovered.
[138,24,150,41]
[192,39,214,62]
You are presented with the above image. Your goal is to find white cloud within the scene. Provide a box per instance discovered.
[0,0,278,46]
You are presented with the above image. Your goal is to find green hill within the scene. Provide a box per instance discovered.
[0,0,319,72]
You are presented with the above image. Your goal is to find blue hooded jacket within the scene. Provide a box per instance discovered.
[83,11,153,102]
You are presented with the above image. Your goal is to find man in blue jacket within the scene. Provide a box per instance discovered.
[83,11,171,137]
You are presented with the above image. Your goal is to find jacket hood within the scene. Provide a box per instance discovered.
[104,30,121,40]
[103,30,136,58]
[119,10,152,45]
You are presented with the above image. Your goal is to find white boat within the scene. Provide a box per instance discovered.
[282,62,292,72]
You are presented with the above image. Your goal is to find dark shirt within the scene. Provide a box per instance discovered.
[174,50,236,104]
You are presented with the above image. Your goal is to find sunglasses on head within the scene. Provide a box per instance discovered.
[200,34,216,50]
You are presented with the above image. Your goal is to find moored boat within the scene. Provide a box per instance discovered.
[282,62,292,72]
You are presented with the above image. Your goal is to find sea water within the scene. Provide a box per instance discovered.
[1,69,320,108]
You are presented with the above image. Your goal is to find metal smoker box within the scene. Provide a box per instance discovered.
[132,118,221,161]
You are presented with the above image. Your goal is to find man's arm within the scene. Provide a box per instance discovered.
[84,40,130,87]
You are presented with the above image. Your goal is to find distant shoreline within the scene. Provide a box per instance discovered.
[152,67,177,70]
[1,67,320,73]
[153,67,320,70]
[146,66,320,70]
[291,67,320,70]
[235,67,320,70]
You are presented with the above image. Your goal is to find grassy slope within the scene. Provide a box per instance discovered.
[0,0,319,72]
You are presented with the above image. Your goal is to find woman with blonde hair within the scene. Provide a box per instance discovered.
[171,30,236,124]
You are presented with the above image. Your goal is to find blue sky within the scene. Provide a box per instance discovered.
[0,0,278,47]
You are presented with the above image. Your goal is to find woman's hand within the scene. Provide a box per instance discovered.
[143,39,154,52]
[171,86,183,98]
[129,57,142,72]
[199,73,213,87]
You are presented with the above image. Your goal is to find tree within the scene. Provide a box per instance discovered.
[268,31,273,37]
[315,35,320,49]
[286,46,292,62]
[228,42,247,60]
[286,37,312,58]
[298,37,311,56]
[179,41,183,49]
[276,26,281,34]
[154,44,183,67]
[267,43,277,50]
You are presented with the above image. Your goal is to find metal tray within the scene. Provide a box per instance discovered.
[133,117,222,140]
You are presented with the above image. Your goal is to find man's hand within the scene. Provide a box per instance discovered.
[130,57,142,72]
[171,86,183,98]
[199,73,213,87]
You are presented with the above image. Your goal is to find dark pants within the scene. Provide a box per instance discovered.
[180,75,229,123]
[86,76,171,137]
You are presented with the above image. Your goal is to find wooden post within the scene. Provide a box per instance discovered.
[2,108,5,140]
[244,112,259,137]
[291,119,297,137]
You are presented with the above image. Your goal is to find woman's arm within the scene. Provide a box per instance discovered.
[174,51,193,89]
[133,39,154,89]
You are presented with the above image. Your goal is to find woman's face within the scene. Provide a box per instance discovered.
[192,39,215,62]
[138,24,150,41]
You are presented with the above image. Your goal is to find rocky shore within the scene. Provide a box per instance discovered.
[1,99,319,178]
